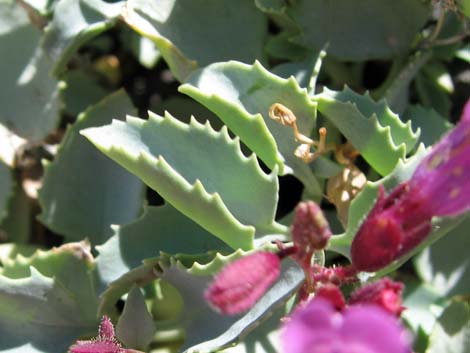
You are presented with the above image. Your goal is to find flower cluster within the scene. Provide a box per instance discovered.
[204,99,470,353]
[351,99,470,272]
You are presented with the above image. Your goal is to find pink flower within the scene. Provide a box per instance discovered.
[281,298,411,353]
[69,316,123,353]
[204,252,281,315]
[351,99,470,272]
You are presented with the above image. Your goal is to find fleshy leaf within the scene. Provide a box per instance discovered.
[265,32,309,61]
[287,0,430,60]
[81,111,284,250]
[315,87,420,175]
[272,50,326,95]
[405,105,452,147]
[219,307,284,353]
[159,257,304,353]
[0,184,32,244]
[180,60,321,197]
[0,244,100,353]
[0,0,60,142]
[41,0,124,76]
[0,241,99,322]
[38,90,145,245]
[116,286,156,350]
[414,217,470,297]
[95,204,228,290]
[401,280,443,337]
[0,161,14,224]
[427,300,470,353]
[122,0,267,81]
[61,70,110,116]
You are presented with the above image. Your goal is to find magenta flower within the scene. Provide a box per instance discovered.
[349,278,404,316]
[205,251,281,315]
[351,99,470,272]
[69,316,123,353]
[69,316,143,353]
[281,298,411,353]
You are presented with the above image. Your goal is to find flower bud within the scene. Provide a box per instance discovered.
[315,284,346,311]
[292,201,332,251]
[204,252,281,315]
[349,278,404,316]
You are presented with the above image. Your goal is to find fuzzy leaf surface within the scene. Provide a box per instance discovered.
[42,0,123,76]
[0,0,60,142]
[288,0,430,60]
[82,112,283,250]
[38,90,145,245]
[315,87,420,175]
[123,0,266,81]
[180,61,321,196]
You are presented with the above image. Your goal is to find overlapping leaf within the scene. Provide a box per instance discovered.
[415,217,470,297]
[287,0,430,61]
[159,257,303,353]
[95,204,229,290]
[116,286,156,350]
[82,111,284,250]
[122,0,267,81]
[0,161,14,225]
[427,300,470,353]
[405,105,452,147]
[0,185,31,244]
[38,90,145,245]
[0,0,60,142]
[180,60,321,197]
[0,243,100,353]
[315,87,420,175]
[41,0,124,76]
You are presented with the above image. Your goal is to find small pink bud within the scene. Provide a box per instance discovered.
[99,316,115,340]
[315,284,346,311]
[205,252,281,315]
[69,316,123,353]
[291,202,332,269]
[349,278,404,316]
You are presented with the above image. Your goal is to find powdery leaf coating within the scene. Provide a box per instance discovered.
[282,299,411,353]
[349,278,404,316]
[205,252,281,315]
[351,99,470,272]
